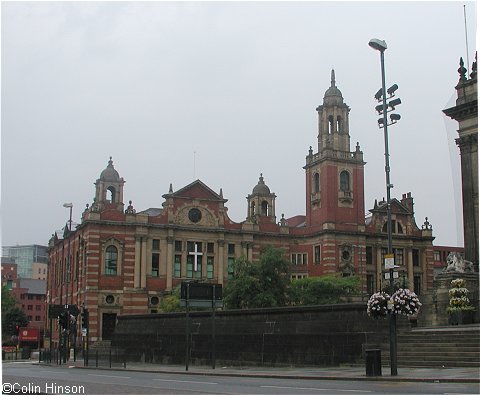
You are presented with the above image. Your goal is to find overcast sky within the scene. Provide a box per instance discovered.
[1,1,477,248]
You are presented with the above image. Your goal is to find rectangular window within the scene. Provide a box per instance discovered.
[151,253,159,277]
[207,243,214,254]
[228,243,235,255]
[27,305,33,310]
[35,316,41,321]
[381,247,388,263]
[394,248,404,266]
[227,257,235,279]
[367,274,375,295]
[433,250,440,261]
[174,255,181,277]
[291,253,307,265]
[414,275,421,295]
[28,295,34,300]
[36,305,41,311]
[175,240,183,252]
[412,249,420,266]
[366,246,373,265]
[207,256,214,279]
[314,245,321,264]
[152,239,160,251]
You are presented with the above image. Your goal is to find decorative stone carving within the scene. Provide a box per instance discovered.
[444,252,474,274]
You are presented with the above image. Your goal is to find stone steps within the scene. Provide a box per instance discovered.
[381,325,480,367]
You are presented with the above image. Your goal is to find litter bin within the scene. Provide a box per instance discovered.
[365,349,382,376]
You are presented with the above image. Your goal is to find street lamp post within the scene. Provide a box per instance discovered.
[63,202,73,363]
[369,38,402,377]
[63,203,73,305]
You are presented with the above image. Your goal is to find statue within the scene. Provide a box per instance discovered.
[444,252,474,274]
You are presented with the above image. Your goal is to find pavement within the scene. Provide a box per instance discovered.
[29,359,480,384]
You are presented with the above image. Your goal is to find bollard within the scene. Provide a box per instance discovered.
[95,350,98,368]
[109,349,112,368]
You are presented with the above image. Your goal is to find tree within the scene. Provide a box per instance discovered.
[224,246,291,309]
[2,307,28,337]
[160,286,182,312]
[288,275,360,306]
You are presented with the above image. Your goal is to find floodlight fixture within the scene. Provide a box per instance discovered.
[388,98,402,109]
[368,38,388,52]
[375,104,385,114]
[378,118,385,126]
[374,88,383,101]
[390,113,401,122]
[387,84,399,96]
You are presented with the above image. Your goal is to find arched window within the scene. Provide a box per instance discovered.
[105,245,118,275]
[340,171,350,191]
[328,115,334,134]
[336,116,342,133]
[382,220,403,234]
[314,173,320,193]
[261,201,269,216]
[251,201,256,216]
[107,186,116,203]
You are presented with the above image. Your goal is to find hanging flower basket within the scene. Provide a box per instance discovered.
[367,292,390,319]
[391,288,422,316]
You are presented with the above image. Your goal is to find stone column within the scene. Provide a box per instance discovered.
[217,240,225,285]
[140,237,147,288]
[134,237,141,288]
[407,248,414,288]
[166,236,174,291]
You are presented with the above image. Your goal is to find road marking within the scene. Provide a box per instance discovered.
[262,386,371,393]
[88,373,131,379]
[262,386,328,391]
[153,378,218,385]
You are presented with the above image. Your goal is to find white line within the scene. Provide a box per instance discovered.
[153,378,218,385]
[261,386,372,393]
[88,373,131,379]
[261,386,329,391]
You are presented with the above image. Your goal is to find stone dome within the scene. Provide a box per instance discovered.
[100,157,120,181]
[323,69,344,106]
[252,174,271,195]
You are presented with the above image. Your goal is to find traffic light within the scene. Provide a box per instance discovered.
[81,309,89,329]
[14,325,20,335]
[58,311,69,329]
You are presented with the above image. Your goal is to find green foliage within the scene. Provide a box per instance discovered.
[2,307,28,337]
[224,246,291,309]
[1,285,17,315]
[160,286,182,312]
[288,275,360,306]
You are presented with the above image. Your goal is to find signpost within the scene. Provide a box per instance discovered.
[180,282,223,371]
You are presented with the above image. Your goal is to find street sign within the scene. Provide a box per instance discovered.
[384,254,395,269]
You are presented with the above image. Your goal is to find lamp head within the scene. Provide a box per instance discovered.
[387,84,399,96]
[368,38,387,52]
[388,98,402,109]
[63,203,73,208]
[390,113,401,122]
[374,88,383,101]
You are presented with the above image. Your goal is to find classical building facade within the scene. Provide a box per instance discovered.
[443,54,478,268]
[47,72,434,345]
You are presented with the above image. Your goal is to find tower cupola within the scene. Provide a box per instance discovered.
[94,157,125,212]
[247,174,276,222]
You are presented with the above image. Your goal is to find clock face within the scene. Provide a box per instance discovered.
[188,208,202,223]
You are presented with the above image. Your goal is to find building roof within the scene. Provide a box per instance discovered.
[18,278,46,295]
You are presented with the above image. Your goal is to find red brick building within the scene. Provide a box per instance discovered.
[47,72,435,346]
[1,260,47,333]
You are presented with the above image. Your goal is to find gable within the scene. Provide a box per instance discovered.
[165,179,225,202]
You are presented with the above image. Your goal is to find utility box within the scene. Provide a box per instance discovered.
[365,349,382,376]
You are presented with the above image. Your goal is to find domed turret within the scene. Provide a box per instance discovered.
[323,70,344,106]
[100,157,121,182]
[252,174,271,195]
[93,157,125,212]
[247,174,276,223]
